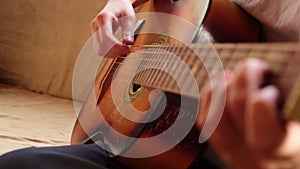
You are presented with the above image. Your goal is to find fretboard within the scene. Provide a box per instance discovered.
[128,43,300,120]
[131,43,298,96]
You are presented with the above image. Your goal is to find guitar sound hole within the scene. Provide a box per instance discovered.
[132,83,141,93]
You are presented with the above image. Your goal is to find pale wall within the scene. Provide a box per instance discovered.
[0,0,107,99]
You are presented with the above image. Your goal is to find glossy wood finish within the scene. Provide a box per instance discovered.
[203,0,260,42]
[71,0,261,168]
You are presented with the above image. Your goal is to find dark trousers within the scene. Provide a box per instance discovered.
[0,144,127,169]
[0,143,221,169]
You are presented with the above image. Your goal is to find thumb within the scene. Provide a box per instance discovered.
[119,14,136,44]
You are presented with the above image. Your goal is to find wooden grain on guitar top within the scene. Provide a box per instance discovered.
[71,0,262,168]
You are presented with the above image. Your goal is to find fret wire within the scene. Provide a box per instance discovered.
[181,48,202,93]
[151,44,175,87]
[195,46,215,91]
[188,46,207,90]
[127,49,289,60]
[152,44,174,85]
[134,53,145,84]
[133,48,149,84]
[162,44,183,92]
[219,46,234,70]
[202,47,218,74]
[227,44,249,69]
[114,62,288,95]
[172,44,191,90]
[143,48,156,86]
[109,43,298,93]
[139,47,156,85]
[133,49,147,84]
[148,45,164,85]
[247,43,267,58]
[166,43,191,91]
[220,46,241,74]
[258,44,269,59]
[116,45,296,65]
[161,44,182,87]
[155,44,179,89]
[146,48,160,85]
[221,53,230,68]
[266,51,289,62]
[114,54,293,70]
[280,51,296,72]
[215,43,298,53]
[147,44,166,86]
[192,47,210,91]
[142,48,157,84]
[266,52,291,72]
[130,43,299,56]
[164,44,186,90]
[132,43,296,49]
[202,47,220,87]
[136,52,151,84]
[113,58,292,75]
[195,65,208,91]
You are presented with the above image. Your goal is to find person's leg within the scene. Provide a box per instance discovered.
[0,143,127,169]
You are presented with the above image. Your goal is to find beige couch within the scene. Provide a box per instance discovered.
[0,0,107,154]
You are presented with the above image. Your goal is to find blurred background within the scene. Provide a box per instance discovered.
[0,0,107,154]
[0,0,107,98]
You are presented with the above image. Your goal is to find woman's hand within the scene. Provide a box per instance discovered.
[198,58,300,169]
[90,0,136,58]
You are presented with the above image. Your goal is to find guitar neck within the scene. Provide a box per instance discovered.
[130,43,300,121]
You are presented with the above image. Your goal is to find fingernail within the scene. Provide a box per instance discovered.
[124,35,134,44]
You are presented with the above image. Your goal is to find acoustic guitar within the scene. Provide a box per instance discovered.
[71,0,300,168]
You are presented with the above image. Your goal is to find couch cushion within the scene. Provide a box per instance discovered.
[0,0,107,99]
[0,84,76,154]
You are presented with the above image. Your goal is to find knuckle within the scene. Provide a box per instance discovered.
[240,59,256,73]
[241,58,268,72]
[96,12,109,20]
[96,12,112,25]
[90,20,97,29]
[123,11,136,20]
[248,94,267,110]
[236,59,259,85]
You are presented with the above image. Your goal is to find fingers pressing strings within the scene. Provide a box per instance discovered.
[227,58,270,135]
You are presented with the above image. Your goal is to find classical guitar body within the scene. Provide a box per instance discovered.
[71,0,261,169]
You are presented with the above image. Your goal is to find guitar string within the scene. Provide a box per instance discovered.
[93,46,292,95]
[105,54,290,80]
[129,44,299,52]
[97,61,288,98]
[94,45,295,89]
[103,57,290,91]
[114,49,294,63]
[110,56,289,69]
[131,44,298,48]
[104,59,287,82]
[111,48,293,61]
